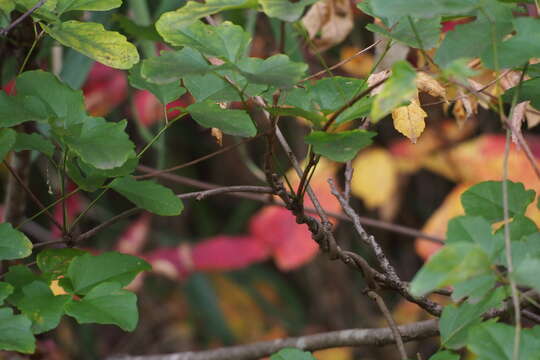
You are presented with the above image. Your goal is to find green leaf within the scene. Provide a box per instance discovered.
[17,281,71,334]
[482,18,540,69]
[0,0,14,29]
[0,92,46,127]
[3,265,40,305]
[15,0,57,21]
[461,181,535,223]
[43,20,139,70]
[110,176,183,216]
[434,2,514,67]
[0,128,16,161]
[55,0,122,13]
[141,48,211,85]
[0,308,35,353]
[238,54,307,87]
[304,130,376,162]
[184,73,243,102]
[451,274,496,303]
[13,132,55,157]
[65,282,138,331]
[370,61,417,122]
[156,20,250,63]
[155,0,253,28]
[266,106,327,128]
[442,58,480,82]
[367,16,441,49]
[468,322,540,360]
[494,215,538,242]
[260,0,318,22]
[67,251,151,294]
[63,117,135,170]
[0,282,13,305]
[270,348,316,360]
[0,223,32,261]
[369,0,479,19]
[513,256,540,292]
[409,242,491,297]
[306,77,367,113]
[187,101,257,137]
[503,78,540,110]
[129,63,186,104]
[16,70,87,124]
[447,216,500,259]
[37,248,87,281]
[440,288,505,349]
[429,351,460,360]
[112,14,163,42]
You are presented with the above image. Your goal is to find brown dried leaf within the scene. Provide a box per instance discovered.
[526,105,540,129]
[392,99,427,143]
[416,72,447,100]
[510,101,527,147]
[302,0,353,52]
[367,69,391,96]
[211,127,223,146]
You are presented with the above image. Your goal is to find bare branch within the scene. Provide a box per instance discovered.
[107,320,438,360]
[0,0,47,36]
[367,290,408,360]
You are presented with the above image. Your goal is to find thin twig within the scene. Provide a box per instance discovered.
[0,0,47,36]
[503,130,521,360]
[2,160,63,231]
[75,186,272,243]
[522,310,540,324]
[136,166,445,244]
[107,319,439,360]
[367,290,408,360]
[300,41,381,83]
[135,135,262,180]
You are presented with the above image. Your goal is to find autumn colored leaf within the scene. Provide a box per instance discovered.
[351,147,398,209]
[392,100,427,143]
[301,0,354,53]
[339,46,374,78]
[82,63,127,117]
[133,90,190,128]
[313,347,353,360]
[115,213,152,255]
[416,72,447,100]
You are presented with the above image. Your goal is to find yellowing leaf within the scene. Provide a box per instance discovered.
[351,147,398,209]
[313,347,353,360]
[392,100,427,143]
[50,279,67,296]
[44,21,139,70]
[301,0,353,52]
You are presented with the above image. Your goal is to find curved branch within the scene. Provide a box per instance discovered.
[108,320,438,360]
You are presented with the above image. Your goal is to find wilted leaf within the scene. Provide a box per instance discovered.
[351,147,398,209]
[392,99,427,143]
[301,0,354,52]
[416,72,446,99]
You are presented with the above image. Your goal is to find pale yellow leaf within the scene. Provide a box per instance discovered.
[392,100,427,143]
[351,147,398,209]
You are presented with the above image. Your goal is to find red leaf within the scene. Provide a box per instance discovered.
[83,62,127,117]
[116,213,152,255]
[192,235,270,271]
[250,206,319,271]
[132,90,190,128]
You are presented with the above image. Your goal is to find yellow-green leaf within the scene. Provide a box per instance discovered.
[44,20,139,70]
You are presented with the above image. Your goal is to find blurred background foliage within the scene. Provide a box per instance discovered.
[1,0,540,359]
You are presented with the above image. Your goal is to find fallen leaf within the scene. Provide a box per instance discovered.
[116,213,151,255]
[392,99,427,143]
[351,147,398,209]
[510,101,528,147]
[302,0,354,52]
[416,71,447,100]
[339,46,375,77]
[526,104,540,129]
